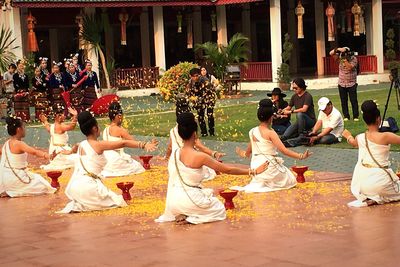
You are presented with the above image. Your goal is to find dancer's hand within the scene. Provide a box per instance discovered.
[236,147,247,158]
[254,161,269,175]
[214,152,226,160]
[144,139,158,152]
[302,149,312,159]
[68,107,78,116]
[39,114,48,124]
[49,150,57,161]
[342,129,352,140]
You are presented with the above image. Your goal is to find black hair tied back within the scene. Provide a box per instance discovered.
[78,111,98,136]
[6,116,23,136]
[108,101,123,121]
[257,98,274,122]
[177,112,198,140]
[361,100,380,125]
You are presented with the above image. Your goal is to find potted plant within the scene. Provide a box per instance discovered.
[277,33,293,91]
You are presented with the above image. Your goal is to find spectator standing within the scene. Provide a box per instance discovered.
[2,63,17,116]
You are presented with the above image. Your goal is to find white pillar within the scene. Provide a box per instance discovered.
[216,5,228,46]
[153,6,166,71]
[315,0,326,76]
[270,0,282,82]
[365,3,373,55]
[372,0,384,73]
[140,7,151,67]
[7,8,24,60]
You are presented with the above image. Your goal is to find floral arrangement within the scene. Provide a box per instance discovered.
[157,62,198,101]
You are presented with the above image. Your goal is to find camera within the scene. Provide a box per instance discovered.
[335,48,357,61]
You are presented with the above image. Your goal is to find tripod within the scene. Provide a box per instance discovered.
[381,68,400,130]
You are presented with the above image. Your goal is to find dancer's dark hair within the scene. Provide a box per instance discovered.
[109,101,123,121]
[175,96,191,118]
[177,112,198,140]
[361,100,380,125]
[257,99,274,122]
[6,117,23,136]
[78,111,98,136]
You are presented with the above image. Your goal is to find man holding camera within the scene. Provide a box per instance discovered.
[329,47,359,121]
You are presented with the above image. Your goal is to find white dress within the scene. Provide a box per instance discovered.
[59,140,127,213]
[231,127,297,193]
[101,126,145,177]
[0,140,56,197]
[41,124,77,170]
[348,133,400,207]
[156,149,226,224]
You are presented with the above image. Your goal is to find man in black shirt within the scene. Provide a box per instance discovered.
[268,87,291,135]
[281,78,316,142]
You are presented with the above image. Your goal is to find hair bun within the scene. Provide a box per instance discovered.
[78,111,94,125]
[5,117,14,125]
[177,112,195,125]
[259,99,273,108]
[361,100,378,113]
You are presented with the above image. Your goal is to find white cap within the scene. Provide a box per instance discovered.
[318,97,330,111]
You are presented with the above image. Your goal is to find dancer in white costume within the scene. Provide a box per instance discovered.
[343,100,400,207]
[157,112,268,224]
[0,117,56,197]
[40,106,78,170]
[234,99,311,193]
[59,111,158,213]
[101,102,145,177]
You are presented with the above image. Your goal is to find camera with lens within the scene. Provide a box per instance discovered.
[335,48,357,61]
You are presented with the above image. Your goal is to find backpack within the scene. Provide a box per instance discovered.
[380,117,399,133]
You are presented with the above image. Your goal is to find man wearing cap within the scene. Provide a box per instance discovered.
[308,97,344,145]
[281,78,316,142]
[268,87,291,135]
[329,47,359,121]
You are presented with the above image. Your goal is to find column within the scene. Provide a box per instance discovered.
[140,7,151,67]
[153,6,166,71]
[287,0,298,74]
[242,3,252,60]
[216,5,228,46]
[7,8,24,60]
[372,0,384,73]
[315,0,326,76]
[365,3,373,55]
[193,6,203,61]
[84,8,99,76]
[270,0,282,82]
[49,29,59,62]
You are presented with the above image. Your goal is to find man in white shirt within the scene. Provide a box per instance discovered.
[308,97,344,145]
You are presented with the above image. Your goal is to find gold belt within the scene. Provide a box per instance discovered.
[53,143,67,147]
[362,163,389,169]
[5,166,27,170]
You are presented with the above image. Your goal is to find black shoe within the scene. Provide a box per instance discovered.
[209,132,215,136]
[201,133,208,137]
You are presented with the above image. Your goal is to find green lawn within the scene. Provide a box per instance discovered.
[97,85,400,150]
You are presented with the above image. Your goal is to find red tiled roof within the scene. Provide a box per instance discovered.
[13,0,262,8]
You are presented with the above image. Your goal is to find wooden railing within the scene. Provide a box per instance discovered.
[323,55,377,75]
[111,67,159,89]
[240,62,272,81]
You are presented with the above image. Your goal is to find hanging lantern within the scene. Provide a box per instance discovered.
[359,5,366,35]
[351,2,361,36]
[75,12,84,50]
[326,2,335,42]
[26,12,39,52]
[294,1,305,39]
[177,12,183,33]
[346,6,352,32]
[119,8,129,45]
[187,14,193,49]
[211,11,216,32]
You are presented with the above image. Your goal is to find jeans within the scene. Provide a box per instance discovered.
[314,134,339,145]
[272,122,291,135]
[338,83,359,119]
[282,113,316,139]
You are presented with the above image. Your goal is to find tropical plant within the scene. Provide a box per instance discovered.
[157,62,198,101]
[0,26,18,73]
[81,13,111,89]
[385,28,400,71]
[24,52,36,86]
[195,33,250,80]
[277,33,293,84]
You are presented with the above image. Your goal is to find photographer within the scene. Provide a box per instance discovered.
[329,47,359,121]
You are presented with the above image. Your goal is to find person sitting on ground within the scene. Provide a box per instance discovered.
[40,105,78,170]
[0,116,56,197]
[343,100,400,207]
[233,99,311,193]
[308,97,344,145]
[159,112,268,225]
[267,87,291,135]
[59,111,158,213]
[101,101,150,177]
[281,78,316,139]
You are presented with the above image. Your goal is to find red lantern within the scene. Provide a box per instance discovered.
[26,12,39,52]
[119,8,129,46]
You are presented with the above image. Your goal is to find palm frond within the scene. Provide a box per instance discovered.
[81,14,104,51]
[0,26,18,73]
[225,33,250,64]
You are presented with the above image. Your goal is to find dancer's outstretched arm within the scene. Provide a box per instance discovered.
[269,130,311,160]
[342,129,358,148]
[92,139,158,154]
[60,107,78,131]
[195,139,225,160]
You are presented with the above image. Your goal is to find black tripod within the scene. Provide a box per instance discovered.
[380,68,400,130]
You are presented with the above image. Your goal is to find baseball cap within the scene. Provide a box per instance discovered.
[318,97,330,111]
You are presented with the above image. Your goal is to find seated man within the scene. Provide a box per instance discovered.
[308,97,344,145]
[268,87,291,135]
[281,78,316,146]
